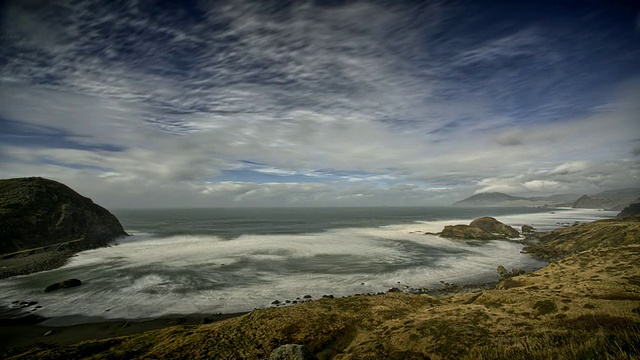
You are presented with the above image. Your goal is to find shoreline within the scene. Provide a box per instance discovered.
[0,309,248,351]
[0,277,502,352]
[0,238,126,280]
[0,250,76,280]
[0,209,613,352]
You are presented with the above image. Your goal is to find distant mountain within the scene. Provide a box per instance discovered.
[571,195,603,209]
[453,192,579,207]
[452,192,522,206]
[571,188,640,211]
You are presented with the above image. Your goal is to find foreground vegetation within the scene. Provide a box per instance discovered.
[5,217,640,359]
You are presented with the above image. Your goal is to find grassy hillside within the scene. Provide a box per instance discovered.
[5,218,640,359]
[523,215,640,261]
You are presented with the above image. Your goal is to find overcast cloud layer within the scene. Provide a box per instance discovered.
[1,0,639,207]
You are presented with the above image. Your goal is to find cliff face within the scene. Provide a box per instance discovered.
[0,177,127,254]
[617,198,640,218]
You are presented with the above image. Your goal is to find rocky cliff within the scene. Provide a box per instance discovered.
[0,177,127,255]
[617,198,640,218]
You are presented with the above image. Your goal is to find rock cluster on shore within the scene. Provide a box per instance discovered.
[439,216,520,240]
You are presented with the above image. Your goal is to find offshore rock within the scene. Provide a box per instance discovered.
[44,278,82,292]
[0,177,128,254]
[440,225,498,240]
[439,217,519,240]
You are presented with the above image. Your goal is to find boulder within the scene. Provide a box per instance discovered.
[269,344,318,360]
[497,265,509,279]
[44,278,82,292]
[469,217,520,238]
[497,266,527,279]
[522,225,535,233]
[510,268,526,276]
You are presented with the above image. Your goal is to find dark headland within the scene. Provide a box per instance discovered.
[0,177,638,359]
[0,177,128,279]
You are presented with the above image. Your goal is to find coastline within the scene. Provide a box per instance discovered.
[0,279,497,352]
[0,208,619,353]
[0,309,248,352]
[5,214,638,359]
[0,250,75,280]
[0,238,125,280]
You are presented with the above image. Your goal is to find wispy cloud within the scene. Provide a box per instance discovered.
[1,0,639,206]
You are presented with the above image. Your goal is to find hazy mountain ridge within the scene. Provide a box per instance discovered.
[452,192,579,207]
[454,188,640,209]
[571,188,640,211]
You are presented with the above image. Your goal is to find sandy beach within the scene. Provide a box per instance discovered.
[0,308,246,354]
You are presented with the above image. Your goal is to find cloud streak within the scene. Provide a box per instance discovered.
[1,0,639,206]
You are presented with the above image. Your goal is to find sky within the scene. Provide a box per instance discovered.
[1,0,639,208]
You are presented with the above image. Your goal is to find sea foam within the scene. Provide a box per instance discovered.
[0,208,617,323]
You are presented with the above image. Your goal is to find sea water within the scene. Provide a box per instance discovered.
[0,207,617,324]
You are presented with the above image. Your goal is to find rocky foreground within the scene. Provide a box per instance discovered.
[3,216,639,359]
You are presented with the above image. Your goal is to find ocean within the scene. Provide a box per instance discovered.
[0,207,617,325]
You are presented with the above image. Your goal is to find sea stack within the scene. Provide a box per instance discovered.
[0,177,128,255]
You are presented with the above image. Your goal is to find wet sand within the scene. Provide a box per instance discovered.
[0,308,247,352]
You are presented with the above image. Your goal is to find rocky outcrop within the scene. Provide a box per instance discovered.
[522,215,640,261]
[470,217,520,238]
[617,198,640,218]
[522,225,535,233]
[497,266,526,280]
[44,279,83,292]
[0,177,127,255]
[269,344,318,360]
[440,225,497,240]
[439,217,519,240]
